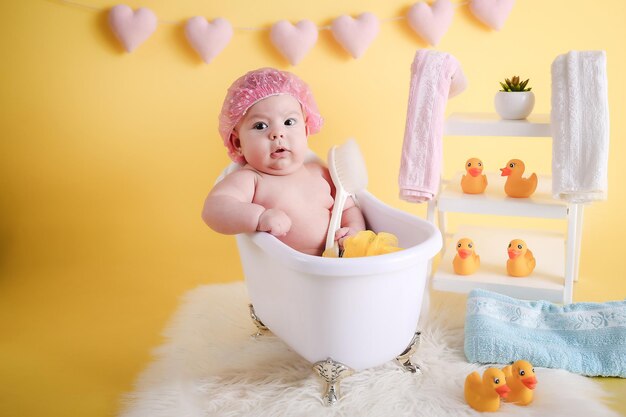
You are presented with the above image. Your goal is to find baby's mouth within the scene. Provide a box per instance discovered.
[271,147,290,158]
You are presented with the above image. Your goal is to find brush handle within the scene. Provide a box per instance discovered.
[325,189,348,254]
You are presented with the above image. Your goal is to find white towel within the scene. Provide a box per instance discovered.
[551,51,610,203]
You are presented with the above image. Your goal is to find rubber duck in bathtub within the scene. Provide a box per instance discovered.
[202,68,441,405]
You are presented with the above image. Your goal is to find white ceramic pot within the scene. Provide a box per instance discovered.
[494,91,535,120]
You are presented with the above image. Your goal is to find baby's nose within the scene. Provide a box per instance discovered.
[270,130,284,140]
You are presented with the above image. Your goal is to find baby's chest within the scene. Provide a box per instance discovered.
[254,176,333,209]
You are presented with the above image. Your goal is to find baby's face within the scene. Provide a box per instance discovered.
[233,95,308,175]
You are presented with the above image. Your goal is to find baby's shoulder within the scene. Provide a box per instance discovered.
[218,166,260,188]
[304,161,329,176]
[304,162,333,189]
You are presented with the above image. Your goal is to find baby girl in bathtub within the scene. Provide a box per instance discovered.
[202,68,366,256]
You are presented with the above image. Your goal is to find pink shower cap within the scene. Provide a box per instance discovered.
[218,68,323,164]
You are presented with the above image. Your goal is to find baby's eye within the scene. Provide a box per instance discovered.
[253,122,268,130]
[284,118,297,126]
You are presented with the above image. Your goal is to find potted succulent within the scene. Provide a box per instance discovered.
[494,76,535,120]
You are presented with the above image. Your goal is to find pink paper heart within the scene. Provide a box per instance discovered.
[184,17,233,64]
[330,13,379,59]
[108,5,157,52]
[406,0,454,46]
[469,0,515,31]
[270,20,318,66]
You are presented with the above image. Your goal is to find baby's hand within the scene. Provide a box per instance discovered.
[334,227,357,248]
[257,209,292,237]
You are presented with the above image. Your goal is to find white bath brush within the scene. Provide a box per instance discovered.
[325,139,369,256]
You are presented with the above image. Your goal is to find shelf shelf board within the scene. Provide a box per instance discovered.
[438,173,568,219]
[432,226,566,303]
[444,112,551,137]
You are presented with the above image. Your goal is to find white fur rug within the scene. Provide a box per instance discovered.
[120,283,619,417]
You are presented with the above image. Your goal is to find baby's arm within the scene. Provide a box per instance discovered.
[202,170,291,236]
[335,198,366,243]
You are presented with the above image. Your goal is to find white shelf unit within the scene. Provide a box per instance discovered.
[428,112,583,304]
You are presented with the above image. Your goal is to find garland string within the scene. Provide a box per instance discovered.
[56,0,470,30]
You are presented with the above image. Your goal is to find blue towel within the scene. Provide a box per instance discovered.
[464,289,626,377]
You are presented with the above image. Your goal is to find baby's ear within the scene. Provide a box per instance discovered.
[305,124,310,136]
[230,132,242,153]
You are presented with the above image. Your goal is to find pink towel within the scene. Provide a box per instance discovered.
[399,50,466,203]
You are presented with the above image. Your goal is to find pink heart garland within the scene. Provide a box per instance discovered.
[184,17,233,64]
[406,0,454,46]
[108,5,157,52]
[270,20,318,66]
[469,0,515,31]
[330,13,379,59]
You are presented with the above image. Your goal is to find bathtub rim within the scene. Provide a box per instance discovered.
[238,190,442,277]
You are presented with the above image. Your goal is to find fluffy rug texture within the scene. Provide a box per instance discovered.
[120,283,619,417]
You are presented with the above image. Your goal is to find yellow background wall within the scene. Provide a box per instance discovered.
[1,1,625,416]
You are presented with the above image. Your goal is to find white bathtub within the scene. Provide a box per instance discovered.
[215,158,441,403]
[237,189,441,370]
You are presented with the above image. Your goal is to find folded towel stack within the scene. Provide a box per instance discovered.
[464,289,626,377]
[551,50,610,203]
[398,50,466,203]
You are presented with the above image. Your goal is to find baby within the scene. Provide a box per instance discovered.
[202,68,365,256]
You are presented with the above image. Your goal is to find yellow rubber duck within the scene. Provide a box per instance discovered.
[464,368,511,412]
[500,159,537,198]
[453,238,480,275]
[507,239,536,277]
[502,360,538,406]
[461,158,488,194]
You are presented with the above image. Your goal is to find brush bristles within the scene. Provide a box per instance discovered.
[332,139,368,193]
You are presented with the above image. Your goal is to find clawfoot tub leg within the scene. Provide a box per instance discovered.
[313,358,354,406]
[395,331,422,374]
[248,304,269,338]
